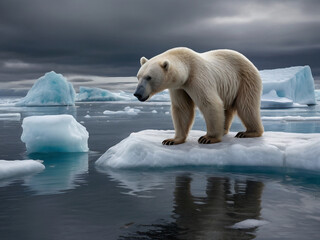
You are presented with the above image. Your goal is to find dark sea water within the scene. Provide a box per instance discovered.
[1,101,320,240]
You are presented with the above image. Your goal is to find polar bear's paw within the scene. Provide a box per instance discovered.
[198,135,221,144]
[162,138,185,146]
[235,131,262,138]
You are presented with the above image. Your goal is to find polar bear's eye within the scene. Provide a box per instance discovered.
[145,76,152,81]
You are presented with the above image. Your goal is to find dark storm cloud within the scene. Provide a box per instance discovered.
[0,0,319,85]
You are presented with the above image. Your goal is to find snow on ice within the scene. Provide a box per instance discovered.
[0,160,45,180]
[21,115,89,153]
[96,130,320,171]
[16,71,76,106]
[75,86,132,101]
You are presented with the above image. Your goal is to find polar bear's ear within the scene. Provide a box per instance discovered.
[161,60,169,71]
[140,57,148,66]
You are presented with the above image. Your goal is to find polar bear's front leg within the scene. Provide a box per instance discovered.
[197,96,225,144]
[162,89,195,145]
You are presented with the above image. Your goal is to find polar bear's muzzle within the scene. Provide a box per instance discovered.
[133,84,149,102]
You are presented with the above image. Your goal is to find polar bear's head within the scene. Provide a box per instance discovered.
[134,55,187,102]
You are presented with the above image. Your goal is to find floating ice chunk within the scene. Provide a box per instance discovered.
[75,86,132,101]
[0,160,45,180]
[16,71,75,106]
[84,114,91,118]
[96,130,320,171]
[260,66,316,107]
[0,113,21,121]
[165,111,170,115]
[21,114,89,153]
[230,219,269,229]
[262,116,320,121]
[103,106,141,115]
[151,110,157,113]
[261,90,294,108]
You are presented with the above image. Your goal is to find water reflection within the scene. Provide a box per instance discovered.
[24,152,88,195]
[110,171,264,239]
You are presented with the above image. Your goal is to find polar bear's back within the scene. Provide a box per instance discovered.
[199,49,261,107]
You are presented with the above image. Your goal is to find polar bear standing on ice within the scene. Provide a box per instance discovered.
[134,47,264,145]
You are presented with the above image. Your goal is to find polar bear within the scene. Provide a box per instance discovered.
[134,47,264,145]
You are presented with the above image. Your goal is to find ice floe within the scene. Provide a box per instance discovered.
[0,160,45,180]
[96,130,320,171]
[16,71,76,106]
[21,114,89,153]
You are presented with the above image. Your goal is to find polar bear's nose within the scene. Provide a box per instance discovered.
[133,85,145,101]
[134,92,142,100]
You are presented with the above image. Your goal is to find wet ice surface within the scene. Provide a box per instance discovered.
[0,99,320,239]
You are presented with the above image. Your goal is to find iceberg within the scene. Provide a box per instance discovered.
[0,160,45,180]
[96,130,320,171]
[21,114,89,153]
[260,66,316,108]
[75,86,132,101]
[16,71,75,106]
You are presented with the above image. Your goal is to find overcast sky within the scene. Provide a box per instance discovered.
[0,0,319,87]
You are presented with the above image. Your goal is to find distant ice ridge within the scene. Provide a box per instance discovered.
[0,160,45,180]
[96,130,320,171]
[75,87,170,102]
[16,71,75,106]
[21,115,89,153]
[260,66,316,108]
[0,113,21,121]
[75,86,132,101]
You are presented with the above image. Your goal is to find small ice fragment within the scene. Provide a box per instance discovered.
[151,110,157,113]
[230,219,268,229]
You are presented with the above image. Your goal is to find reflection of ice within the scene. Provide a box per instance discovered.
[103,169,168,197]
[24,152,88,195]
